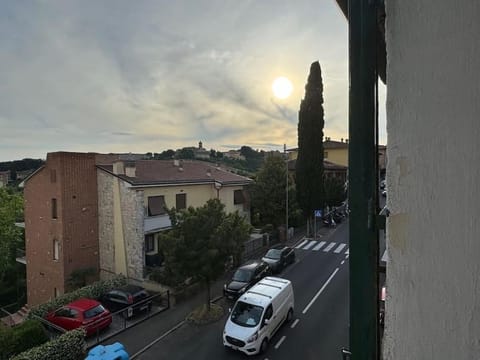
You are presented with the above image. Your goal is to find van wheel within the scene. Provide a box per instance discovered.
[260,339,269,354]
[286,308,293,323]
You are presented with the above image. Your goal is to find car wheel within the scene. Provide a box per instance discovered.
[286,308,293,323]
[260,338,269,354]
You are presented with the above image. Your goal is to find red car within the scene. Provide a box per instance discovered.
[46,298,112,336]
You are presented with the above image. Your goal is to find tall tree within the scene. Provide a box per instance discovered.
[0,188,23,284]
[324,176,347,207]
[251,155,287,229]
[296,61,325,234]
[158,199,249,310]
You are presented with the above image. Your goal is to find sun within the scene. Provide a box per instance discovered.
[272,77,293,99]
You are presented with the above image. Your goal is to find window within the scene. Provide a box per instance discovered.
[176,193,186,210]
[147,196,166,216]
[53,239,59,260]
[51,198,57,219]
[234,190,244,205]
[145,234,155,252]
[54,287,60,298]
[324,151,329,158]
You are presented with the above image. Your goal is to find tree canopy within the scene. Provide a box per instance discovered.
[158,199,250,308]
[296,61,325,220]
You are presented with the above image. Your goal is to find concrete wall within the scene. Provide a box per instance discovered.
[98,170,115,277]
[383,1,480,359]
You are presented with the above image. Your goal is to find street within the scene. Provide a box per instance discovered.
[134,222,350,360]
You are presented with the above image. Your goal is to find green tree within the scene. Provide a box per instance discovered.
[324,176,347,207]
[296,61,325,234]
[251,155,287,229]
[0,188,23,284]
[158,199,249,309]
[178,148,195,159]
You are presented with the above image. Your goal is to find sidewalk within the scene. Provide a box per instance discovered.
[98,225,321,356]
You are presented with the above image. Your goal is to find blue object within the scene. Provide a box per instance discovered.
[314,209,323,218]
[85,342,129,360]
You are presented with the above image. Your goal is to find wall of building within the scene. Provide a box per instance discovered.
[324,148,348,167]
[383,1,480,359]
[24,152,99,306]
[98,170,115,277]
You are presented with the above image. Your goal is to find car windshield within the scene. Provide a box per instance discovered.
[230,301,264,327]
[84,305,106,319]
[264,249,282,260]
[232,269,253,282]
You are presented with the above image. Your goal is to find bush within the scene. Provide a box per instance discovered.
[0,320,49,359]
[28,275,127,319]
[11,328,86,360]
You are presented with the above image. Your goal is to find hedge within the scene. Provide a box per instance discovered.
[10,328,86,360]
[28,275,127,319]
[0,319,48,359]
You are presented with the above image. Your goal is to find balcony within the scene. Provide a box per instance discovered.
[16,249,26,265]
[144,214,172,234]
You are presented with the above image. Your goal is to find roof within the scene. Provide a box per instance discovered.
[288,159,347,171]
[67,298,101,311]
[97,160,253,187]
[240,277,291,308]
[238,259,265,271]
[324,140,349,149]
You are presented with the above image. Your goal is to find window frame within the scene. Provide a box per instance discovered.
[176,193,186,210]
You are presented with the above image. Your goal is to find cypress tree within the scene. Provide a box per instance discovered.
[296,61,325,233]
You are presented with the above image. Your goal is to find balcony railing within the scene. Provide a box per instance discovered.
[16,249,26,265]
[144,214,171,234]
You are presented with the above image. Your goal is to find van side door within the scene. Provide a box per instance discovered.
[260,304,274,338]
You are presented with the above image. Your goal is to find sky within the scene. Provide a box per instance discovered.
[0,0,386,162]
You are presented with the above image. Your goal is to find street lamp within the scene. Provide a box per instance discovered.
[284,144,289,241]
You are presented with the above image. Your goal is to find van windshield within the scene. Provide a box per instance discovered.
[230,301,264,327]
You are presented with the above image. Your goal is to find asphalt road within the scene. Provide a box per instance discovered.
[135,222,350,360]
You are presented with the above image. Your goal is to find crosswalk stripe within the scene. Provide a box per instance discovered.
[313,241,326,251]
[323,242,336,252]
[334,243,346,253]
[381,250,388,262]
[303,241,317,250]
[295,239,308,249]
[345,249,349,255]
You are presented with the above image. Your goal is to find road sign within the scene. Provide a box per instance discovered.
[314,210,322,218]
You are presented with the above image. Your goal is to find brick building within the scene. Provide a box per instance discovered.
[23,152,119,306]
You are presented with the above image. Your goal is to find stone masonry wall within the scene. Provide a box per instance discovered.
[97,171,115,277]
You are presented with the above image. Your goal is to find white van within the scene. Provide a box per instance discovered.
[223,276,294,355]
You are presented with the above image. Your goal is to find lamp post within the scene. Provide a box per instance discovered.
[284,144,289,241]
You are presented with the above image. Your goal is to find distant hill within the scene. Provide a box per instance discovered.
[0,158,45,180]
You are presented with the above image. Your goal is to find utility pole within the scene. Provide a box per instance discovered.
[284,144,289,241]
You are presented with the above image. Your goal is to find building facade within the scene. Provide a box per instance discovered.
[23,153,252,305]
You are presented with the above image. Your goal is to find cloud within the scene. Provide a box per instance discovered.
[0,0,361,161]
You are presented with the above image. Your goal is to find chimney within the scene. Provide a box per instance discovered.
[124,161,136,177]
[206,168,212,177]
[345,139,349,144]
[341,138,344,142]
[112,161,125,175]
[173,159,180,167]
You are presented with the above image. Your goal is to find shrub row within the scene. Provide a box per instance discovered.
[0,320,49,359]
[28,275,127,319]
[11,328,86,360]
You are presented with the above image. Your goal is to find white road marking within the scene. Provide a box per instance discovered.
[341,260,345,265]
[274,335,286,349]
[313,241,326,251]
[302,268,340,314]
[345,254,349,259]
[381,250,388,262]
[334,243,346,253]
[345,248,349,255]
[323,242,336,252]
[295,239,309,249]
[290,318,300,329]
[303,240,317,250]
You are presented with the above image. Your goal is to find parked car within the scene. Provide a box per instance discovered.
[379,286,386,327]
[261,245,295,273]
[101,285,152,318]
[45,298,112,336]
[224,260,272,300]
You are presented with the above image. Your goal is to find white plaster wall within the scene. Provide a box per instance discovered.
[384,1,480,359]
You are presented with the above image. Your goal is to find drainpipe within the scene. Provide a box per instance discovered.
[348,0,379,359]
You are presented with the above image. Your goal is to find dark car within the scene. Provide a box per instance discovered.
[46,298,112,336]
[261,245,296,273]
[223,260,272,300]
[101,285,152,318]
